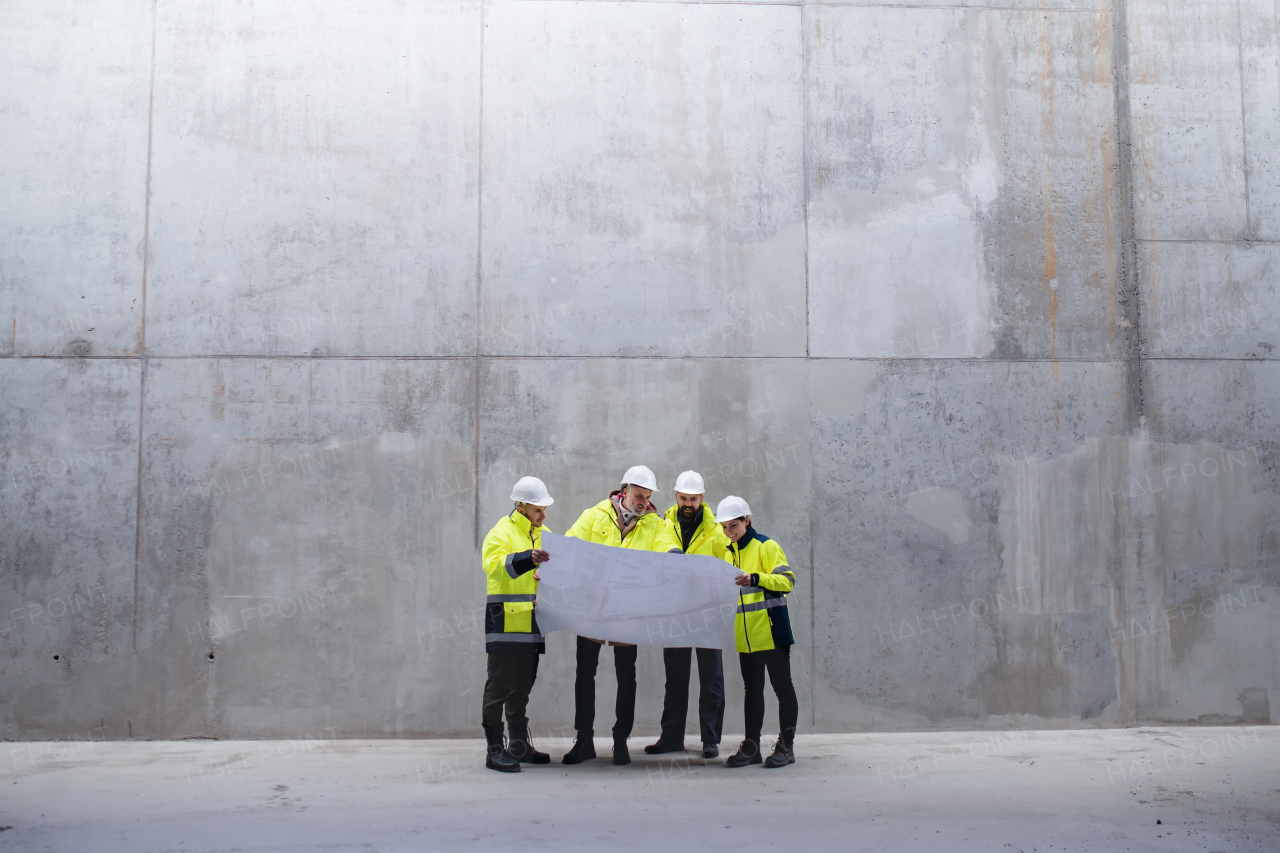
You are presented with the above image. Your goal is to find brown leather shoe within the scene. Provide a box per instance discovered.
[764,739,795,768]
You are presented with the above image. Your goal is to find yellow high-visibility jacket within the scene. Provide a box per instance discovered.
[724,527,796,653]
[664,502,731,557]
[566,493,683,553]
[481,510,549,653]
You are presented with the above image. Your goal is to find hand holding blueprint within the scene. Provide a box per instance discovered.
[535,532,743,648]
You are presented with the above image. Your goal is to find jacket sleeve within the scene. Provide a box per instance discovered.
[754,541,795,592]
[564,508,592,541]
[482,525,535,582]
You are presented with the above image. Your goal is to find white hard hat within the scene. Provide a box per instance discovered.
[714,495,751,523]
[674,470,705,495]
[510,476,554,506]
[620,465,659,492]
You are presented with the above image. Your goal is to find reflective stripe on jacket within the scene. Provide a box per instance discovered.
[566,494,683,553]
[481,510,550,653]
[725,527,795,653]
[664,502,731,557]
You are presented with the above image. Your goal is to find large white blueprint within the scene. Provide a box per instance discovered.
[535,532,743,648]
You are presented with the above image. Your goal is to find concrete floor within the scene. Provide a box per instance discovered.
[1,727,1277,852]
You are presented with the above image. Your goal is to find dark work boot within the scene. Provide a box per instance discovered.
[725,739,762,768]
[613,737,631,766]
[508,718,550,765]
[644,737,685,755]
[702,743,719,759]
[764,738,795,768]
[483,724,520,773]
[562,730,597,765]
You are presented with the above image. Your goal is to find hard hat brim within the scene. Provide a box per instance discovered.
[511,495,554,506]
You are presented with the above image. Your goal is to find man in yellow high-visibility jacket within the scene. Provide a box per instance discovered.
[716,495,798,769]
[645,470,730,759]
[561,465,683,767]
[479,476,556,773]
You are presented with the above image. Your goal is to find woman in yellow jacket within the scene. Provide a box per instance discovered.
[716,495,798,768]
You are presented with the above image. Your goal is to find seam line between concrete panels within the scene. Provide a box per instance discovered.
[522,0,806,6]
[1109,0,1144,424]
[132,0,160,653]
[1111,0,1144,724]
[800,0,816,728]
[1138,238,1280,245]
[474,0,488,548]
[11,355,1279,363]
[515,1,1115,10]
[801,3,811,362]
[819,3,1112,10]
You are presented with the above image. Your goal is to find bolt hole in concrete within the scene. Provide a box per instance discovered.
[207,652,215,661]
[52,655,59,661]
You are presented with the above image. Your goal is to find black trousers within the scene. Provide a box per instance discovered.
[574,636,637,739]
[659,647,725,745]
[740,646,798,747]
[481,648,539,730]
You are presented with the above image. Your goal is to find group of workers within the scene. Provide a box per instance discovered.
[480,465,799,773]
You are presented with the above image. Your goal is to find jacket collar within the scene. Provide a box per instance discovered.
[727,525,766,552]
[508,509,535,536]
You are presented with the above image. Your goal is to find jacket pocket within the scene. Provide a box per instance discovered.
[503,601,535,634]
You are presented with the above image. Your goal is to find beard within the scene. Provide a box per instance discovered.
[677,504,699,521]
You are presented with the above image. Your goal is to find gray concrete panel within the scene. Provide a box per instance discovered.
[145,1,481,358]
[1127,0,1249,240]
[1140,360,1279,724]
[136,358,476,738]
[480,1,806,358]
[0,360,140,738]
[479,357,812,741]
[807,6,1122,360]
[0,0,149,357]
[1138,240,1280,359]
[811,360,1132,729]
[815,357,1277,729]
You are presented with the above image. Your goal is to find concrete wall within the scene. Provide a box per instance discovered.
[1,0,1276,740]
